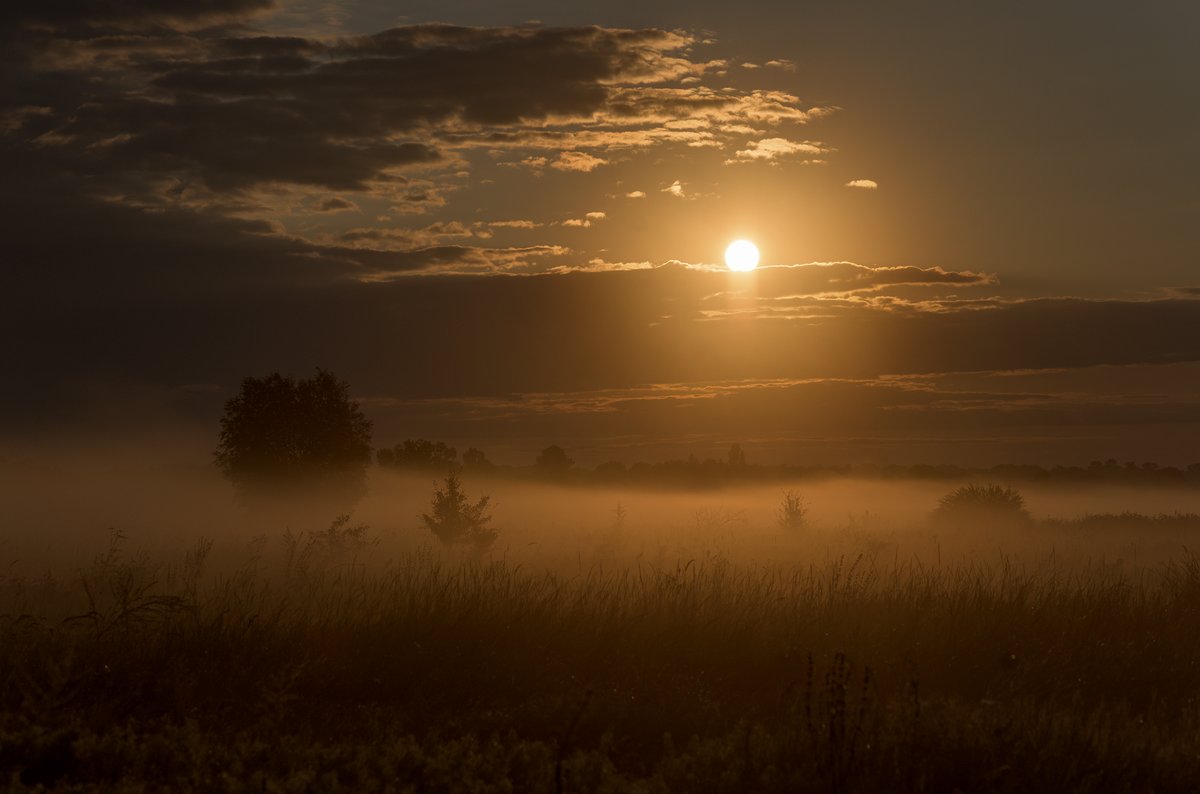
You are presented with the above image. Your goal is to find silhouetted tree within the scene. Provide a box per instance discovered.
[727,444,746,467]
[594,460,627,481]
[536,445,574,472]
[421,474,497,551]
[462,447,494,472]
[377,439,457,471]
[215,369,372,499]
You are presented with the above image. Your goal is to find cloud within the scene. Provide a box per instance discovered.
[625,190,646,198]
[317,242,574,279]
[316,197,358,213]
[550,151,608,172]
[1,16,843,290]
[846,179,879,189]
[662,180,686,198]
[758,261,994,295]
[765,59,797,71]
[0,106,53,135]
[353,362,1200,466]
[9,23,802,207]
[726,137,825,165]
[338,222,475,248]
[561,213,606,228]
[601,86,829,128]
[14,259,1200,445]
[487,220,542,229]
[548,258,654,274]
[2,0,277,31]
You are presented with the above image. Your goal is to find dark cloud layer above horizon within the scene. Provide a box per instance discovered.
[9,263,1200,444]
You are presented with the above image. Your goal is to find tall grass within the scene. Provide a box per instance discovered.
[4,517,1200,791]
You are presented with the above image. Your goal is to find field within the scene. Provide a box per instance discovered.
[5,466,1200,792]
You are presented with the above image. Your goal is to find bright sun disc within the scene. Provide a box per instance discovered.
[725,239,759,272]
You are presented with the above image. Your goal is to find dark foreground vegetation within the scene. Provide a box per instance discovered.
[5,510,1200,793]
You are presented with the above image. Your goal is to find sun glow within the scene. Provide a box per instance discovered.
[724,239,760,272]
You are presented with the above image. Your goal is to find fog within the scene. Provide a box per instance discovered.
[7,437,1200,582]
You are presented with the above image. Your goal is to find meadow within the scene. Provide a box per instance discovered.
[5,464,1200,791]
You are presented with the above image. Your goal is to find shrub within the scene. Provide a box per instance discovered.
[778,490,808,531]
[931,483,1032,527]
[421,474,498,552]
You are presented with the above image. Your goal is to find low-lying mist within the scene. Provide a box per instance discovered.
[8,440,1200,580]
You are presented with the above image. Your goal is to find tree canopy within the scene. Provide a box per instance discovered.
[535,445,574,471]
[462,447,494,472]
[377,439,458,471]
[215,369,372,498]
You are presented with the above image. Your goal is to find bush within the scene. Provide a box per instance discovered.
[421,474,498,552]
[931,483,1032,527]
[778,490,807,531]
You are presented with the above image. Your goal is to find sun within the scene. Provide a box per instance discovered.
[725,239,759,272]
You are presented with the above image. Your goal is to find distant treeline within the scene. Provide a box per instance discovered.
[374,440,1200,489]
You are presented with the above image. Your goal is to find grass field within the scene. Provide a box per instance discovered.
[4,474,1200,791]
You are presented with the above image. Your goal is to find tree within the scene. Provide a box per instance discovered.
[421,474,497,551]
[214,369,372,498]
[536,445,574,472]
[462,447,494,472]
[727,443,747,467]
[377,439,458,471]
[594,460,627,481]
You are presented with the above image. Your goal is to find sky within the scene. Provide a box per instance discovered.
[2,0,1199,466]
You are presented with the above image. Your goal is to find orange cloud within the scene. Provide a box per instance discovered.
[726,137,825,164]
[551,151,608,172]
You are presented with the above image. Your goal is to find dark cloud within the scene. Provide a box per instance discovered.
[0,169,566,299]
[0,0,276,30]
[735,262,991,295]
[42,97,442,190]
[315,196,357,213]
[5,24,721,198]
[2,18,824,222]
[358,369,1200,451]
[215,35,319,58]
[9,259,1200,407]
